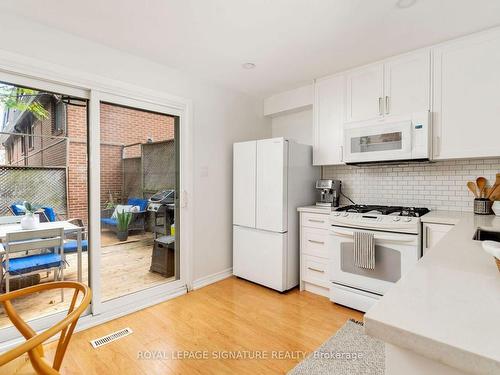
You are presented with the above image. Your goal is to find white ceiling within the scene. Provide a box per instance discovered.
[2,0,500,98]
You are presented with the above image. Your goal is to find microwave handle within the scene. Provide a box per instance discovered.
[331,230,416,243]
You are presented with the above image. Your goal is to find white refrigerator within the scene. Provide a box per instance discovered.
[233,137,319,292]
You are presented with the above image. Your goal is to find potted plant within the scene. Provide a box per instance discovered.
[116,211,132,241]
[20,201,38,230]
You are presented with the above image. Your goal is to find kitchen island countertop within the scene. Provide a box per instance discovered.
[365,211,500,374]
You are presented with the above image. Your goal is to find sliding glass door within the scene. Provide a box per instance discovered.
[98,101,180,302]
[0,79,90,331]
[0,70,188,347]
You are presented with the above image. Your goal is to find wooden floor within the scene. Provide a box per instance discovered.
[2,277,363,375]
[0,233,173,329]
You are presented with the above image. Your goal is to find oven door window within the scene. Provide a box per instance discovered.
[340,242,401,283]
[350,132,402,154]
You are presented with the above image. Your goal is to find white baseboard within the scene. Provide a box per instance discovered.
[192,268,233,290]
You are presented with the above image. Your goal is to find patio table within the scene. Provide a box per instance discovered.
[0,221,84,283]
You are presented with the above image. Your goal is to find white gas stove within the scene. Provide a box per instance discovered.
[328,204,429,312]
[331,212,420,234]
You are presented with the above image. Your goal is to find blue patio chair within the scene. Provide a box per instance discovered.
[1,228,65,297]
[42,207,58,222]
[9,203,52,222]
[126,197,149,211]
[101,197,148,234]
[9,203,26,216]
[62,218,88,253]
[62,239,89,253]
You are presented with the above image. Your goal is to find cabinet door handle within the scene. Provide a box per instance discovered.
[307,266,325,273]
[425,226,429,249]
[378,97,383,115]
[385,96,390,114]
[308,239,325,245]
[308,219,324,223]
[339,145,344,162]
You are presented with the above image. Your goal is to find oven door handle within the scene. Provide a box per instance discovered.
[330,230,417,243]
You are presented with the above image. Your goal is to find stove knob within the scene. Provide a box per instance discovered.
[333,212,340,217]
[342,212,349,217]
[392,217,401,222]
[404,217,412,222]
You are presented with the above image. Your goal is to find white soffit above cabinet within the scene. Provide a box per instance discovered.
[1,0,500,97]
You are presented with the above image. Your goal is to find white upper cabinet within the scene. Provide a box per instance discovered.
[384,50,430,117]
[313,74,344,165]
[433,29,500,159]
[314,50,430,165]
[345,51,430,123]
[310,26,500,165]
[345,63,384,123]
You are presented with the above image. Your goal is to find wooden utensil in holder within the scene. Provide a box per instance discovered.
[474,198,493,215]
[476,177,487,198]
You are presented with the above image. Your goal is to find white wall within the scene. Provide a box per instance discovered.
[264,84,314,145]
[264,84,313,116]
[0,14,271,283]
[271,109,313,145]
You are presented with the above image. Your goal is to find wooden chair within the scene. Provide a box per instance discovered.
[0,281,91,374]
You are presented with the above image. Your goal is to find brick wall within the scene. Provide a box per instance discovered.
[8,99,66,167]
[99,103,175,207]
[322,158,500,211]
[66,104,88,223]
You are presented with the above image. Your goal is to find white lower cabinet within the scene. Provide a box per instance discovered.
[299,211,330,297]
[423,223,454,254]
[302,255,329,287]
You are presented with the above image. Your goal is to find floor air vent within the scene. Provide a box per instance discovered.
[90,327,133,348]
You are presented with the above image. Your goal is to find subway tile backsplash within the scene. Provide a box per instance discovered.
[322,158,500,211]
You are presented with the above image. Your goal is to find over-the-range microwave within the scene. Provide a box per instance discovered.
[342,111,431,165]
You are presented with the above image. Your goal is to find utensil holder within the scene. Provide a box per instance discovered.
[474,198,493,215]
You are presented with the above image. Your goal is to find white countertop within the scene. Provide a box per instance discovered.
[420,210,468,225]
[297,205,336,214]
[365,211,500,375]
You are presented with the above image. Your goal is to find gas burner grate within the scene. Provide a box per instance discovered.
[336,205,429,217]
